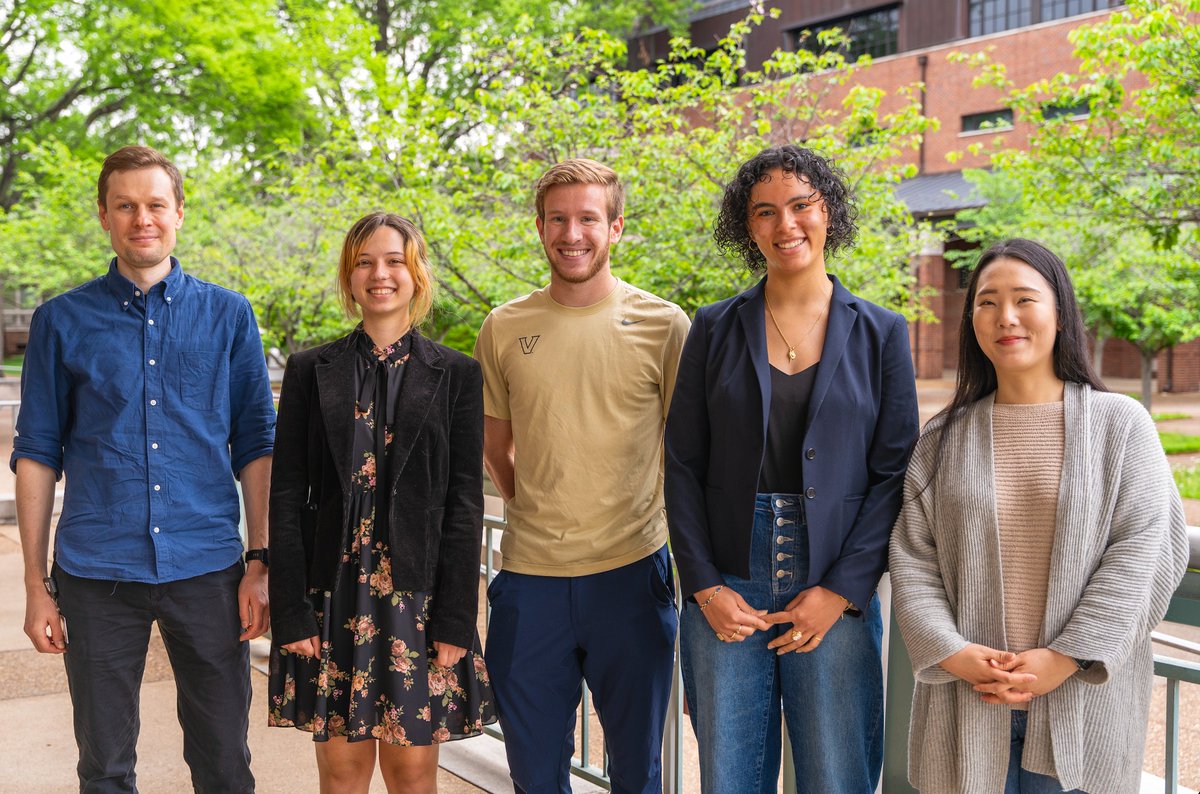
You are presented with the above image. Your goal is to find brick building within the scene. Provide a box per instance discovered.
[631,1,1200,392]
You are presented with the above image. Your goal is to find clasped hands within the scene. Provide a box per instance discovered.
[939,644,1078,704]
[694,584,847,654]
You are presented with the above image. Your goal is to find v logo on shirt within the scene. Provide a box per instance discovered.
[519,335,540,355]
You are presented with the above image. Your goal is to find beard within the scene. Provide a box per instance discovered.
[543,241,611,285]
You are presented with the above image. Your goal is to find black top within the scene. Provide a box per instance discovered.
[757,363,817,494]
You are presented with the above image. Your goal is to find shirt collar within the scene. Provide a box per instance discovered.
[105,257,187,311]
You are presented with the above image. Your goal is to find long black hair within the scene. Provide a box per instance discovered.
[921,239,1106,487]
[713,144,858,273]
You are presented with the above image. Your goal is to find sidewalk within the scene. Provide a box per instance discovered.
[0,523,494,794]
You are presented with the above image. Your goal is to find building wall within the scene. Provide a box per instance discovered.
[632,4,1133,175]
[632,3,1199,391]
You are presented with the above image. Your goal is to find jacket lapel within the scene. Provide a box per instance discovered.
[737,278,771,437]
[387,333,445,480]
[315,334,358,494]
[806,275,857,427]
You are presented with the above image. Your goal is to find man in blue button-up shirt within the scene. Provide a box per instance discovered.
[13,145,275,792]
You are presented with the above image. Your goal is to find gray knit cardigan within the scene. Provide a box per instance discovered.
[889,383,1189,794]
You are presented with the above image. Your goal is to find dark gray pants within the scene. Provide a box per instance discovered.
[54,562,254,794]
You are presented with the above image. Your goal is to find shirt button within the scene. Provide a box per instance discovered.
[776,536,786,545]
[134,290,141,297]
[154,484,161,491]
[148,319,155,326]
[776,552,787,562]
[166,296,172,302]
[805,487,816,499]
[153,526,160,534]
[149,399,157,406]
[775,570,787,578]
[776,517,786,526]
[152,443,159,450]
[148,359,156,366]
[123,301,129,307]
[775,498,785,508]
[806,448,816,460]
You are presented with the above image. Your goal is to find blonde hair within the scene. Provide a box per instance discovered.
[336,213,435,326]
[534,158,624,222]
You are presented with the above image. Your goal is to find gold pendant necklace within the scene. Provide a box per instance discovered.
[764,288,830,362]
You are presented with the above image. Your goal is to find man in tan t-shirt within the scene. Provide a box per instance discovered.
[474,159,689,794]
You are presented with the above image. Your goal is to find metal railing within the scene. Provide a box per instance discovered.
[482,511,1200,794]
[883,527,1200,794]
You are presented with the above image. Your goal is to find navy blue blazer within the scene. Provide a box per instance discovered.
[664,275,918,610]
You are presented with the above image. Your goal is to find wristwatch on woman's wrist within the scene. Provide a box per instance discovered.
[244,548,269,567]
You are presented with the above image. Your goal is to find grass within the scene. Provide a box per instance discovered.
[1152,412,1191,422]
[1175,466,1200,500]
[1160,432,1200,455]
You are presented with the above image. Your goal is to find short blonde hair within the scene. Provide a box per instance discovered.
[336,213,435,326]
[534,158,624,222]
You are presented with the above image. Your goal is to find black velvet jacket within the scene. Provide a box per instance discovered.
[268,329,484,649]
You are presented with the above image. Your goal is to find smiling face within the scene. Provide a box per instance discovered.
[348,226,416,326]
[535,183,624,287]
[746,169,828,276]
[97,166,183,282]
[971,256,1060,384]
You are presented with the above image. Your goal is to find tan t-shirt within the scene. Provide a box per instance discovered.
[474,279,690,576]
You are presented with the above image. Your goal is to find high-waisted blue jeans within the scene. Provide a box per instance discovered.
[680,493,883,793]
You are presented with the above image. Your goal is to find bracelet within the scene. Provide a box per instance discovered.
[839,595,862,618]
[698,586,724,611]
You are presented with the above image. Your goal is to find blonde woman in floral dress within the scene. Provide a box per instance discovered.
[267,212,495,792]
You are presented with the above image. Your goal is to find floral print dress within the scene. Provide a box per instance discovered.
[268,329,496,745]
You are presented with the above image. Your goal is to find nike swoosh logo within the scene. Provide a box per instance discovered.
[620,318,646,325]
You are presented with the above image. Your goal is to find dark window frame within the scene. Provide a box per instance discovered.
[1043,98,1090,120]
[788,4,901,64]
[961,108,1015,133]
[967,0,1119,38]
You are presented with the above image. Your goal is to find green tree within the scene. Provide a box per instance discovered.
[0,0,318,210]
[955,0,1200,409]
[954,169,1200,411]
[3,6,935,358]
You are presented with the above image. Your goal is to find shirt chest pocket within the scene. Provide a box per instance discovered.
[176,350,226,411]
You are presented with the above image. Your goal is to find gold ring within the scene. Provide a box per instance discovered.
[814,636,822,643]
[716,632,726,641]
[791,629,803,642]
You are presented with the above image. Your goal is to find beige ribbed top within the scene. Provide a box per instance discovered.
[993,401,1064,667]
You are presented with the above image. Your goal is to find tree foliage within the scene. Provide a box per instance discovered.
[0,0,319,210]
[952,0,1200,408]
[1,4,934,358]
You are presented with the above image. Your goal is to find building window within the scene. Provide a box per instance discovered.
[969,0,1032,36]
[969,0,1117,36]
[961,109,1014,133]
[1042,0,1113,22]
[791,5,900,63]
[1043,99,1089,119]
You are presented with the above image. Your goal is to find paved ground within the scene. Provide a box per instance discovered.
[0,373,1196,792]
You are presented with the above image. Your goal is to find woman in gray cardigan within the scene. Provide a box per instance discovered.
[889,239,1189,794]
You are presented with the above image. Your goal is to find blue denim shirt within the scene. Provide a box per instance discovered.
[11,259,276,583]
